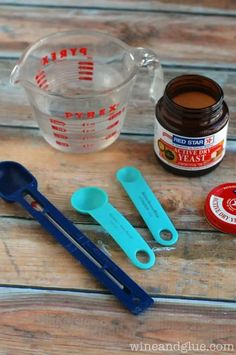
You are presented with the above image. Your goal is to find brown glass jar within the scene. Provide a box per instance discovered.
[154,74,229,176]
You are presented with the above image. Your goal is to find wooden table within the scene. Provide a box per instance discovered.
[0,1,236,354]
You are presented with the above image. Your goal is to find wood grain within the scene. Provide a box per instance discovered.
[1,0,236,14]
[0,2,236,354]
[0,7,236,67]
[0,127,235,230]
[0,218,236,299]
[0,287,235,355]
[1,59,236,137]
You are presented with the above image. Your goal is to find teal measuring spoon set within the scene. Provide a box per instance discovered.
[71,166,178,269]
[71,187,156,270]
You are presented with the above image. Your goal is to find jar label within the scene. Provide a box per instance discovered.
[154,121,228,171]
[209,194,236,224]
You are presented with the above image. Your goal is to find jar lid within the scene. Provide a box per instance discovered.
[205,183,236,234]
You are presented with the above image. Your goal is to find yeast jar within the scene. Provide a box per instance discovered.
[154,75,229,176]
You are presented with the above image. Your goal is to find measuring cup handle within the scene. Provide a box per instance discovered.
[132,47,164,102]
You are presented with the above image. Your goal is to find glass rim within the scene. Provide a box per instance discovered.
[14,29,139,99]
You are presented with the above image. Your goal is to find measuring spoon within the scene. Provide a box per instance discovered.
[0,161,154,315]
[116,166,178,246]
[71,187,155,269]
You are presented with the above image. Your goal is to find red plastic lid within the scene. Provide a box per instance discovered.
[205,183,236,235]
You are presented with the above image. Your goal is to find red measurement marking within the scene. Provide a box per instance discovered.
[82,129,95,133]
[50,119,65,126]
[79,66,94,70]
[42,56,49,66]
[36,75,46,84]
[35,71,45,81]
[78,71,93,76]
[87,112,95,119]
[107,120,119,130]
[78,59,94,81]
[35,69,49,90]
[51,125,67,132]
[60,49,67,58]
[39,79,48,88]
[82,135,96,140]
[51,52,57,61]
[82,144,94,148]
[79,76,93,81]
[109,104,119,113]
[105,131,117,140]
[99,108,106,116]
[108,107,125,120]
[75,112,84,119]
[35,70,45,77]
[108,110,121,121]
[64,112,73,119]
[82,122,95,127]
[53,133,68,139]
[56,141,69,147]
[78,61,94,66]
[78,66,94,70]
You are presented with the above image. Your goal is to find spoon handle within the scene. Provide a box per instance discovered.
[90,202,155,269]
[16,186,153,315]
[117,167,178,246]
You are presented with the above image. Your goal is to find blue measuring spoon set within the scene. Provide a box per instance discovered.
[0,161,178,315]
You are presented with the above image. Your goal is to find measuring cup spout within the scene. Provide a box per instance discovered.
[10,64,22,86]
[10,48,33,87]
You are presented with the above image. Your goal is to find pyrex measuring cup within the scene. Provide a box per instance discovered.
[10,30,164,153]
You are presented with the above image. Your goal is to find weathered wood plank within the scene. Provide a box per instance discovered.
[0,7,236,67]
[0,128,235,231]
[1,0,236,15]
[0,218,236,299]
[1,59,236,138]
[0,287,235,355]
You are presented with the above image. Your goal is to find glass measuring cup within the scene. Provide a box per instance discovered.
[10,30,164,153]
